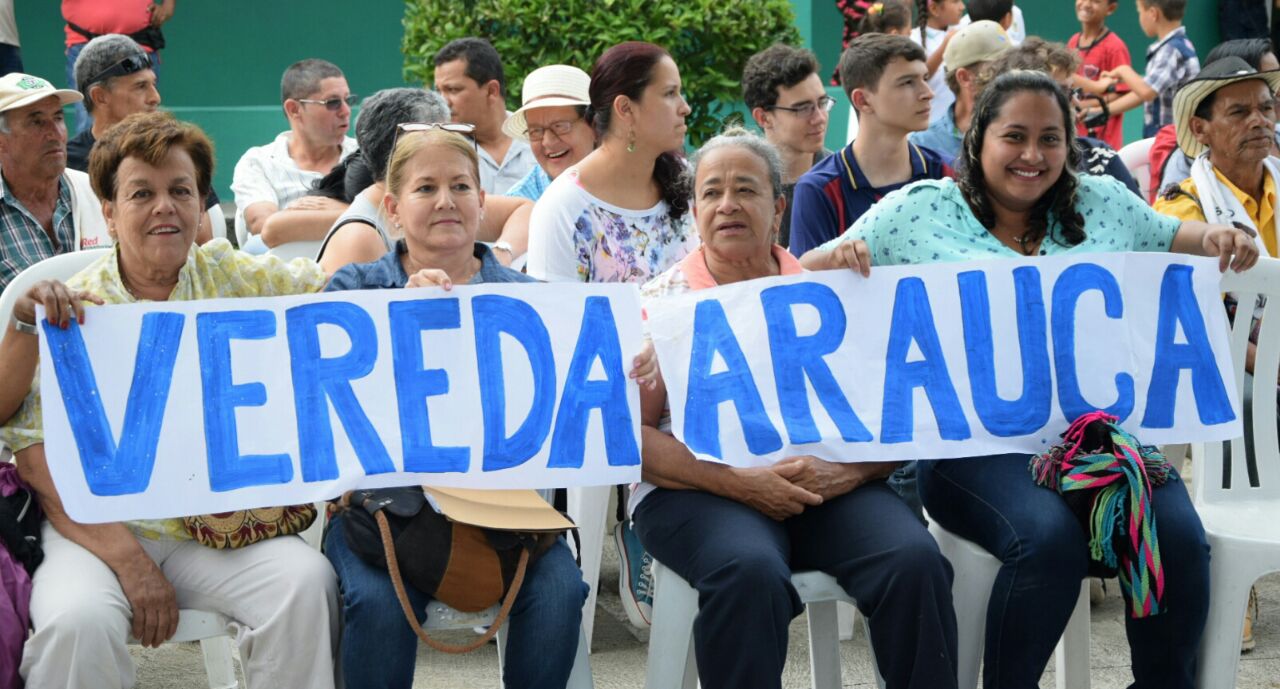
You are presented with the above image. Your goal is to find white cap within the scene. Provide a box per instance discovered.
[0,73,82,115]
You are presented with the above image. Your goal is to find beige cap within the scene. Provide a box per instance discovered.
[943,20,1012,73]
[0,73,81,114]
[502,65,591,141]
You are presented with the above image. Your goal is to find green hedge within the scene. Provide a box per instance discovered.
[402,0,801,145]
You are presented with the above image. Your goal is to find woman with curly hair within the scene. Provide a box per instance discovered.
[803,69,1258,689]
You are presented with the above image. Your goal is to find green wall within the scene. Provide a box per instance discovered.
[15,1,414,199]
[14,1,1222,197]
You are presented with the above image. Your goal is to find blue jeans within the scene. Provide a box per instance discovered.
[324,513,588,689]
[918,453,1210,689]
[633,481,957,689]
[65,44,161,135]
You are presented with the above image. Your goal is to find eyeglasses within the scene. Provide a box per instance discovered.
[524,117,582,142]
[295,94,359,111]
[393,121,478,151]
[767,96,837,118]
[87,53,151,86]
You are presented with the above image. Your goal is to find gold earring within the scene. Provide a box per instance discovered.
[627,127,636,153]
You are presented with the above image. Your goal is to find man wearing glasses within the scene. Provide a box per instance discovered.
[742,44,835,249]
[231,58,358,253]
[67,34,218,244]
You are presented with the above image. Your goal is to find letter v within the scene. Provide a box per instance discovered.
[42,312,184,496]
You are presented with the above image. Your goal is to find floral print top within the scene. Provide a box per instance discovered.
[526,167,698,284]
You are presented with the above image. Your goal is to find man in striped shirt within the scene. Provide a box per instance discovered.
[0,72,108,292]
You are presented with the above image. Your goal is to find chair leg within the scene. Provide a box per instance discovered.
[1054,581,1091,689]
[567,485,611,648]
[644,563,699,689]
[566,625,595,689]
[836,601,856,641]
[859,615,888,689]
[806,600,842,689]
[200,637,238,689]
[1196,561,1254,689]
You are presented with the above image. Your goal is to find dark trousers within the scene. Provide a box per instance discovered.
[632,481,958,689]
[919,453,1210,689]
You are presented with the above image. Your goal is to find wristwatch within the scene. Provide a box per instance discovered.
[491,241,514,256]
[10,315,37,335]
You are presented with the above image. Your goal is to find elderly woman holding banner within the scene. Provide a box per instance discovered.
[633,126,958,689]
[322,126,595,689]
[803,71,1259,689]
[0,112,339,689]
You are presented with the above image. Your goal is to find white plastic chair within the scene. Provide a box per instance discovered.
[207,204,228,244]
[1192,259,1280,689]
[566,486,611,647]
[0,250,242,688]
[643,560,886,689]
[266,239,323,262]
[1117,137,1155,201]
[929,520,1091,689]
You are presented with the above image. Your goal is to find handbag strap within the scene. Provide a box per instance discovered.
[375,509,530,654]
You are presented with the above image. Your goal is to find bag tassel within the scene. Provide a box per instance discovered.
[1029,410,1172,618]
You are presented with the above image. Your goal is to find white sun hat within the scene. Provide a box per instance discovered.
[502,65,591,141]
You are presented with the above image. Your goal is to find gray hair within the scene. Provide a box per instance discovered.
[690,125,785,199]
[280,58,344,102]
[73,34,148,114]
[355,88,450,183]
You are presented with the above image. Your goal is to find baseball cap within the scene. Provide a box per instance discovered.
[944,21,1012,73]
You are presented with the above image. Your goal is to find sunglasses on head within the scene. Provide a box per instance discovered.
[296,94,359,111]
[87,53,151,86]
[394,121,478,150]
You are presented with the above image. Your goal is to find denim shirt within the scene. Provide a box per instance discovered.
[327,240,536,291]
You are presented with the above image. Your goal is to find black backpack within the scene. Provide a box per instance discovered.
[0,464,42,576]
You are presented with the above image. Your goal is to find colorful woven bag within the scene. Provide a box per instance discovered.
[1029,411,1175,618]
[182,505,318,549]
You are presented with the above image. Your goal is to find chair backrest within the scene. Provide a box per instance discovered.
[1118,137,1155,201]
[207,204,228,244]
[0,249,112,326]
[267,240,323,262]
[1196,257,1280,504]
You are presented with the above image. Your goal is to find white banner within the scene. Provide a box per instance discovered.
[39,283,644,523]
[645,253,1241,467]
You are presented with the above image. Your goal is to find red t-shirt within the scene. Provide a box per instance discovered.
[1069,30,1132,150]
[62,0,154,50]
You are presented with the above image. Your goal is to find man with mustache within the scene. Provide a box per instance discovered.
[0,72,109,292]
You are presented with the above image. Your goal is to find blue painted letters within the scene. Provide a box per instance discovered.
[1051,263,1135,421]
[881,278,971,443]
[389,299,470,473]
[473,295,556,472]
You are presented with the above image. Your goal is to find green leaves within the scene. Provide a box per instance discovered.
[402,0,800,146]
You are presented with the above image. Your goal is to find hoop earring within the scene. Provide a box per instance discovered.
[627,127,636,153]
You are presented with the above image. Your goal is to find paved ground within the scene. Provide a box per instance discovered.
[132,547,1280,689]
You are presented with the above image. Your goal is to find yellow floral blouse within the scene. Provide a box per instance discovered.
[1,239,327,540]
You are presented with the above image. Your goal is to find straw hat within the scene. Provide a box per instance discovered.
[502,65,591,141]
[1173,57,1280,158]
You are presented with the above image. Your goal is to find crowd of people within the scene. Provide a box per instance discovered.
[0,0,1270,688]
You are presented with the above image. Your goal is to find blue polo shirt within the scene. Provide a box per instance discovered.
[788,141,953,257]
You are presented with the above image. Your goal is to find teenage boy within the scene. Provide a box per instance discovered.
[910,20,1012,165]
[789,33,952,256]
[1083,0,1198,138]
[1069,0,1132,150]
[742,44,833,248]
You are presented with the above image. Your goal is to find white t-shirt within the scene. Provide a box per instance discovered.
[0,0,18,46]
[230,131,358,244]
[911,24,955,124]
[525,168,698,284]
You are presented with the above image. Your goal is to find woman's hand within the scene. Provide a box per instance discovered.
[799,240,872,276]
[116,557,178,647]
[1203,224,1260,273]
[629,339,661,391]
[406,269,454,290]
[13,280,103,330]
[727,465,823,520]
